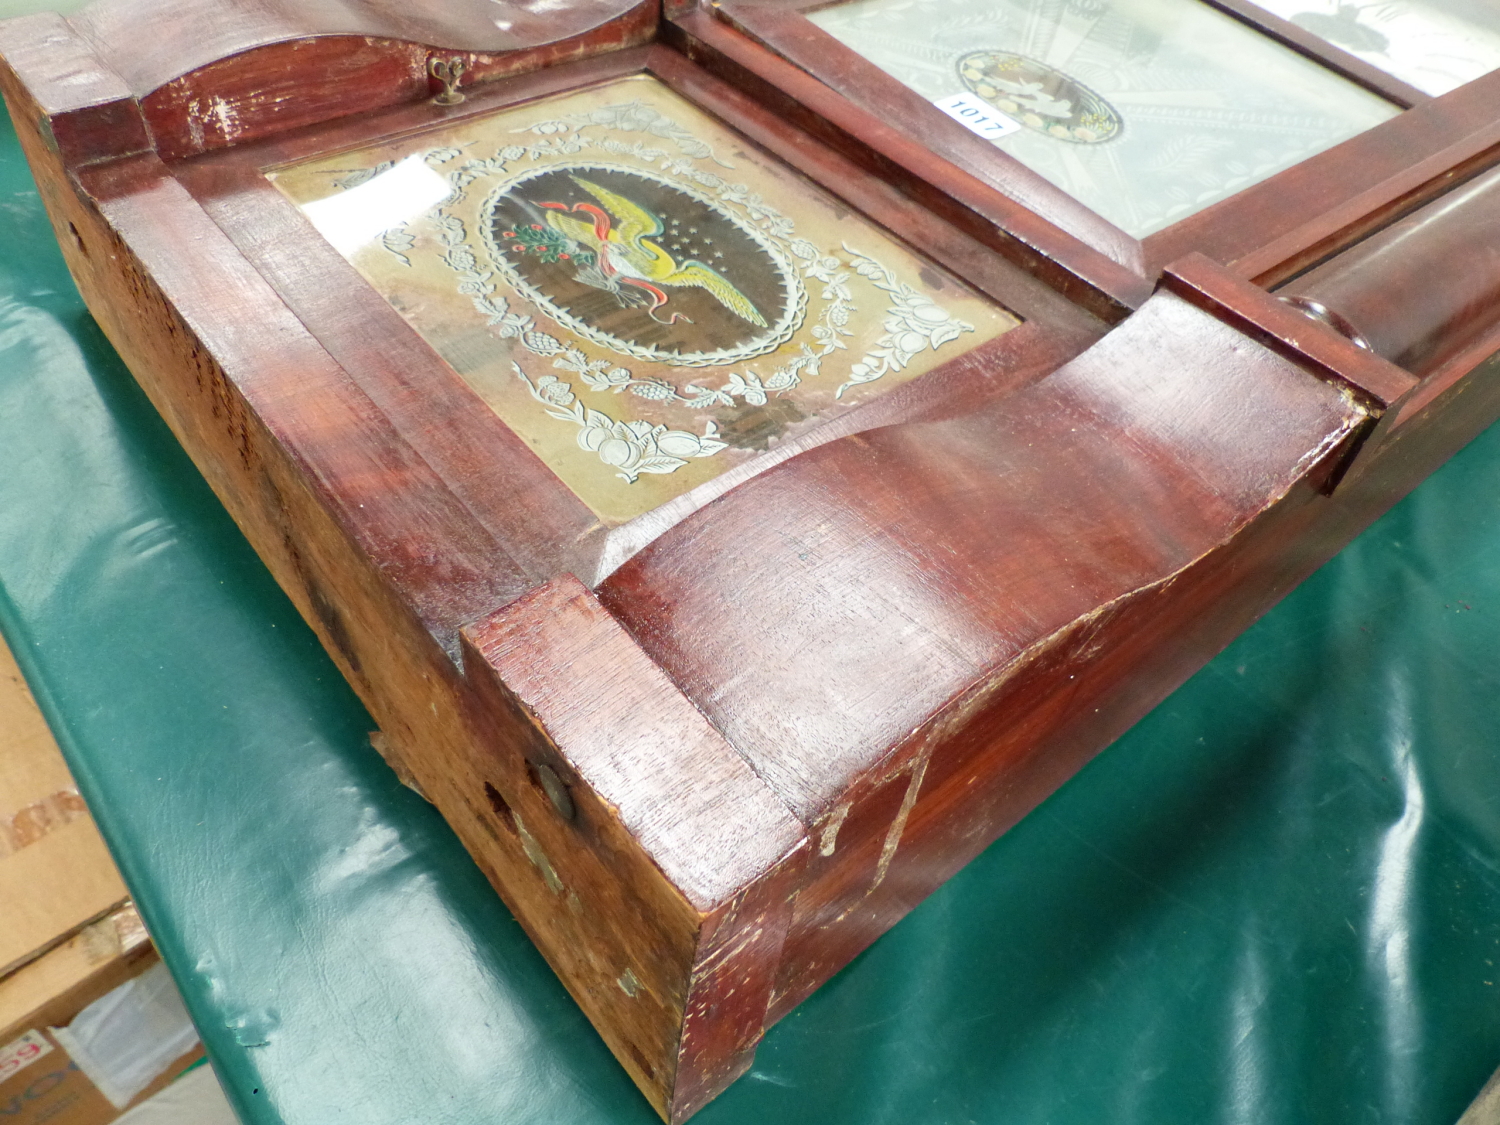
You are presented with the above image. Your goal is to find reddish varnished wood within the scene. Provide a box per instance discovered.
[459,578,806,1120]
[73,0,654,95]
[597,317,1098,577]
[1147,68,1500,281]
[156,10,653,160]
[1162,252,1419,409]
[0,13,146,166]
[773,319,1500,1018]
[598,291,1367,1007]
[78,154,530,653]
[0,45,812,1113]
[1280,162,1500,379]
[11,1,1500,1120]
[598,293,1363,818]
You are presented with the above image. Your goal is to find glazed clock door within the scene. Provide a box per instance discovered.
[804,0,1400,237]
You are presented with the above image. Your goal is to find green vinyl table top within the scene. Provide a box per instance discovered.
[3,105,1500,1125]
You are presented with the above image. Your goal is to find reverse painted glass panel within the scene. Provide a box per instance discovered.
[268,76,1019,523]
[1248,0,1500,95]
[809,0,1400,237]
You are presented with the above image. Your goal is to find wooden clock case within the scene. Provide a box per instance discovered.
[4,0,1500,1120]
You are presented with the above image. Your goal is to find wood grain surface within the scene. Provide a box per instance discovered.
[73,0,654,94]
[9,1,1500,1119]
[0,13,146,166]
[74,0,656,161]
[462,578,806,1120]
[1162,252,1419,409]
[1280,162,1500,379]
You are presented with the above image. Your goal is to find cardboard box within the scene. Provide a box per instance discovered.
[1,638,130,979]
[0,906,205,1125]
[0,639,203,1125]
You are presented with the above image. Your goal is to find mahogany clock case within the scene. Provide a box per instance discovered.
[5,0,1500,1122]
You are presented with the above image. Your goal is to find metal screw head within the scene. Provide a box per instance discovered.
[533,762,575,821]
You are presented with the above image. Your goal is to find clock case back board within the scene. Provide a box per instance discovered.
[5,0,1500,1121]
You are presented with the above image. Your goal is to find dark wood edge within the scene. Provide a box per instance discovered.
[697,2,1147,313]
[1145,67,1500,282]
[1196,0,1427,108]
[1233,133,1500,288]
[1324,315,1500,494]
[1390,318,1500,434]
[0,12,148,166]
[1161,252,1419,409]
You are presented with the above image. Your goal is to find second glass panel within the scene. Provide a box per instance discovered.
[809,0,1400,237]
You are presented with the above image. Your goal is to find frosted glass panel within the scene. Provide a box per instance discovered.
[1248,0,1500,95]
[809,0,1400,237]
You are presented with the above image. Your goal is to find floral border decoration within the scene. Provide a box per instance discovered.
[358,101,977,481]
[514,362,727,482]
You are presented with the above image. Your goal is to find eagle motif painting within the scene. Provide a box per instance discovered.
[501,176,768,328]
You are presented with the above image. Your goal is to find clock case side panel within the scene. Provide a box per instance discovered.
[19,1,1500,1119]
[594,287,1369,1010]
[0,14,812,1121]
[598,173,1500,1019]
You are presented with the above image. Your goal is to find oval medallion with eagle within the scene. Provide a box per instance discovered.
[483,164,807,367]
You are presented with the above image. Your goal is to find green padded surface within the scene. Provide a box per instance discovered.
[3,107,1499,1125]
